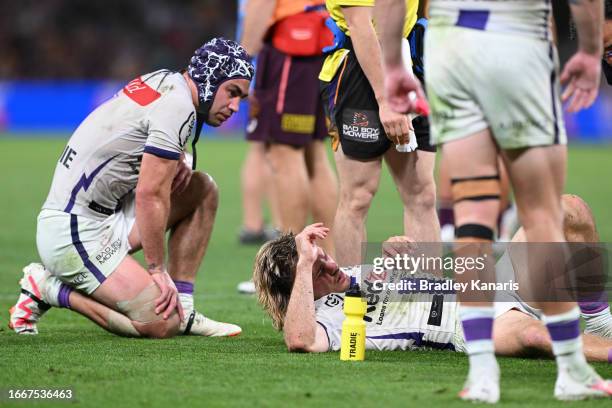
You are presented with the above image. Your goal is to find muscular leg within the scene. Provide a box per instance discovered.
[266,143,310,234]
[442,129,501,399]
[384,148,439,242]
[333,145,382,267]
[500,146,570,316]
[305,140,338,256]
[494,310,612,362]
[129,171,218,284]
[90,256,180,338]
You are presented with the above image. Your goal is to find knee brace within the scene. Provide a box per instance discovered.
[116,283,164,324]
[451,175,501,203]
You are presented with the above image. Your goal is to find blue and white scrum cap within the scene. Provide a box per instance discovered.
[187,37,254,110]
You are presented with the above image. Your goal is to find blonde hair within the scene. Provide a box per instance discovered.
[252,233,299,330]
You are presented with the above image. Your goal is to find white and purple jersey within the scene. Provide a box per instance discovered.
[429,0,553,40]
[42,70,196,220]
[315,268,459,352]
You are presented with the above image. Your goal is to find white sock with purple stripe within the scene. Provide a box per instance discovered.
[44,275,72,308]
[174,280,194,314]
[460,306,497,372]
[542,307,590,373]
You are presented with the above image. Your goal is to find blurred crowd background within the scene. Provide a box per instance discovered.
[0,0,236,79]
[0,0,609,138]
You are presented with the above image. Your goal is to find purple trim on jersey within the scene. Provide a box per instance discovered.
[456,10,490,30]
[366,331,455,351]
[462,317,493,342]
[608,348,612,364]
[64,156,116,213]
[546,319,580,342]
[58,284,73,309]
[316,321,331,350]
[70,214,107,284]
[548,43,560,144]
[143,145,181,160]
[579,301,609,315]
[174,280,194,295]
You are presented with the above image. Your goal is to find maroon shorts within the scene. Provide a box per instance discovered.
[246,43,328,147]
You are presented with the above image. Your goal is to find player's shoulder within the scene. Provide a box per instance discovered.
[143,70,194,110]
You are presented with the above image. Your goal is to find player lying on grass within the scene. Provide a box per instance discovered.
[9,38,253,338]
[253,194,612,368]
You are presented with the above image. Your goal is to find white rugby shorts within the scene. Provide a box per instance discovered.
[425,22,567,148]
[36,193,136,294]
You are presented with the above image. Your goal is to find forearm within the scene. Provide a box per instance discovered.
[241,0,277,56]
[569,0,604,55]
[136,192,170,271]
[374,0,407,68]
[348,18,386,103]
[283,260,318,350]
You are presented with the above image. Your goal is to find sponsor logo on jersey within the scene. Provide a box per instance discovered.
[341,109,380,142]
[123,77,161,106]
[324,293,343,308]
[96,239,122,265]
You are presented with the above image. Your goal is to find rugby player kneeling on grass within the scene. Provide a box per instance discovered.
[253,195,612,365]
[9,38,253,338]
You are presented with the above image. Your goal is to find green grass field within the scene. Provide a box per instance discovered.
[1,137,611,407]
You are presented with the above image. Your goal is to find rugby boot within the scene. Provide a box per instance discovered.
[555,363,612,400]
[9,263,52,335]
[181,310,242,337]
[458,363,500,404]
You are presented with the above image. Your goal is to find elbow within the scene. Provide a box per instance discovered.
[285,336,313,353]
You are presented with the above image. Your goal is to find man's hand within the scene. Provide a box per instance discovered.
[295,223,329,266]
[384,63,428,115]
[382,235,417,258]
[560,51,602,113]
[171,153,193,194]
[379,101,411,144]
[149,268,184,321]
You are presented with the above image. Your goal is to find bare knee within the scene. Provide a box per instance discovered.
[561,194,598,242]
[404,178,437,212]
[193,171,219,213]
[339,185,376,218]
[519,323,551,352]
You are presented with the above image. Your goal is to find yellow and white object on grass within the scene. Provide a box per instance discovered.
[340,279,367,361]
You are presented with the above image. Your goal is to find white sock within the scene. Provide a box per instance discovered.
[459,306,498,375]
[43,275,64,308]
[179,293,194,315]
[543,307,590,377]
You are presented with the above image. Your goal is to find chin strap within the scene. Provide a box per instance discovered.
[191,113,205,170]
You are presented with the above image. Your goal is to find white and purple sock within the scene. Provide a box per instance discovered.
[543,307,590,373]
[579,300,612,337]
[174,280,194,313]
[460,306,497,373]
[44,276,73,308]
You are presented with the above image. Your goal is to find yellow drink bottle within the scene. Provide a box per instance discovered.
[340,277,367,361]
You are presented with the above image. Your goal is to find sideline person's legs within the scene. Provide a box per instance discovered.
[240,142,270,234]
[333,145,382,267]
[384,148,439,242]
[305,140,338,255]
[267,144,310,234]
